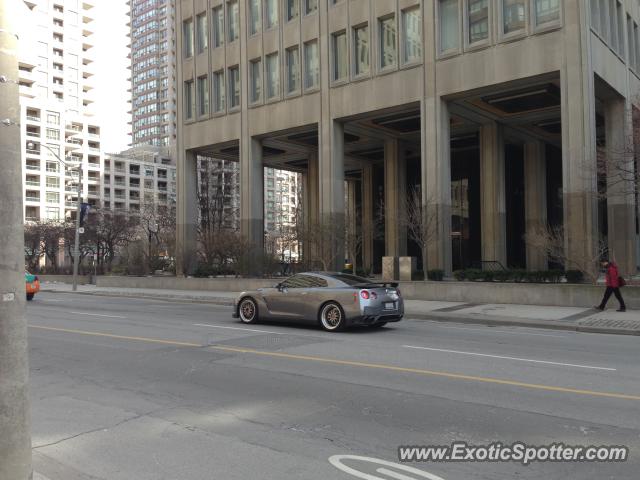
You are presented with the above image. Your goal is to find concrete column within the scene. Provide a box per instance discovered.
[560,0,599,272]
[384,138,407,257]
[605,98,637,275]
[480,122,507,267]
[361,163,374,273]
[346,179,358,272]
[318,119,345,271]
[176,150,198,275]
[423,98,453,275]
[240,137,265,273]
[524,141,548,270]
[302,153,320,265]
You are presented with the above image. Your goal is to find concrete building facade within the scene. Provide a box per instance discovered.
[175,0,640,277]
[18,0,107,222]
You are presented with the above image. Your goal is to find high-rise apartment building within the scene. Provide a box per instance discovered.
[18,0,106,222]
[129,0,177,151]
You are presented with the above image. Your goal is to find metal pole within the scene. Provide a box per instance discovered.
[0,0,32,477]
[72,168,82,291]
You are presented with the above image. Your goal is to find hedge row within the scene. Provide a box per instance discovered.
[451,269,584,284]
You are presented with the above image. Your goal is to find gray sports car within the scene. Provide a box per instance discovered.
[232,272,404,331]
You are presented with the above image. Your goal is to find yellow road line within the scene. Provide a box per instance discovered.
[30,324,640,401]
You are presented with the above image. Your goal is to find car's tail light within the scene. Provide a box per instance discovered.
[360,290,370,300]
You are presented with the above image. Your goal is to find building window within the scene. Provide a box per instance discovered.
[250,58,262,103]
[332,31,348,81]
[249,0,261,35]
[184,80,194,120]
[402,7,422,63]
[439,0,460,53]
[287,0,299,21]
[353,24,369,76]
[197,75,209,116]
[46,111,60,125]
[266,0,278,29]
[213,70,225,112]
[379,16,397,70]
[628,15,636,70]
[467,0,489,44]
[228,0,239,42]
[534,0,560,28]
[265,52,280,99]
[229,66,240,108]
[46,128,60,140]
[635,21,640,71]
[304,40,319,89]
[616,0,624,56]
[212,6,224,47]
[304,0,317,16]
[196,13,208,53]
[183,18,194,58]
[286,46,300,94]
[502,0,525,34]
[46,192,59,204]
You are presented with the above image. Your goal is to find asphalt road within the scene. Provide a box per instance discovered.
[27,292,640,480]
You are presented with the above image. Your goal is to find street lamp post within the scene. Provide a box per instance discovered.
[26,141,83,291]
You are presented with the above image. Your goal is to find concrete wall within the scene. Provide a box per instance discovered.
[96,276,277,291]
[39,275,92,285]
[398,281,640,309]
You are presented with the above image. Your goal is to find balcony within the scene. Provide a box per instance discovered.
[26,115,40,123]
[25,195,40,203]
[26,163,40,172]
[25,180,40,187]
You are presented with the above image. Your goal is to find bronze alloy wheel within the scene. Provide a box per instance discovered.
[320,302,344,331]
[239,298,258,323]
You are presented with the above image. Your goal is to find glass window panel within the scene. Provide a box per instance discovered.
[214,71,225,112]
[402,7,422,63]
[590,0,599,32]
[609,0,617,50]
[535,0,561,27]
[468,0,489,44]
[354,25,369,75]
[250,58,262,103]
[628,16,636,70]
[305,0,317,15]
[503,0,526,34]
[439,0,460,52]
[196,13,207,53]
[229,66,240,108]
[184,80,194,119]
[304,40,319,89]
[212,6,224,47]
[266,0,278,29]
[183,18,194,57]
[228,0,239,42]
[616,1,624,56]
[379,16,397,69]
[249,0,261,35]
[286,46,300,93]
[332,32,347,80]
[197,76,209,116]
[266,52,280,99]
[287,0,299,21]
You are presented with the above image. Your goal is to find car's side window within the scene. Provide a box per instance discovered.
[308,277,328,288]
[281,275,312,289]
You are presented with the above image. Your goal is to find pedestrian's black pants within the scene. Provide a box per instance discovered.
[599,287,626,309]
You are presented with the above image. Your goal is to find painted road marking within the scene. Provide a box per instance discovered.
[329,455,446,480]
[28,325,640,401]
[403,345,616,371]
[193,323,323,338]
[69,311,127,319]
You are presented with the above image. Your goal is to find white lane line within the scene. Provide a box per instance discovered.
[69,311,127,319]
[402,345,616,371]
[422,323,568,338]
[36,298,63,302]
[193,323,321,338]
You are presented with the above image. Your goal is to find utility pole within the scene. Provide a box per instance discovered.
[0,0,32,478]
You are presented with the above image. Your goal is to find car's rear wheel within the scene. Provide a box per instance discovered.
[319,302,345,332]
[238,297,258,324]
[26,293,34,301]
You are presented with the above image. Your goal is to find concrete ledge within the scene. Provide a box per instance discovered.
[397,281,640,309]
[37,274,91,285]
[96,275,277,291]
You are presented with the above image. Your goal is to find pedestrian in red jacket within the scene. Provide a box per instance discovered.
[595,260,626,312]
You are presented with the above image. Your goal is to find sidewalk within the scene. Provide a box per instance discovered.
[40,282,640,336]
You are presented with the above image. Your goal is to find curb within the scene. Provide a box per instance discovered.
[40,289,640,336]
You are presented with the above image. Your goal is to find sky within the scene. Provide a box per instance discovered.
[92,0,131,153]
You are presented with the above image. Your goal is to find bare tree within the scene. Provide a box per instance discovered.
[40,221,64,272]
[299,215,346,271]
[139,202,177,273]
[24,223,43,272]
[524,224,608,283]
[402,186,438,274]
[95,211,137,269]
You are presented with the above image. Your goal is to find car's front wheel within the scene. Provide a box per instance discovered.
[238,297,258,324]
[319,302,345,332]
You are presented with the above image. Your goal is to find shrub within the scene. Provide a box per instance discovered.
[481,270,496,282]
[427,269,444,281]
[413,271,425,281]
[565,270,584,284]
[453,270,466,281]
[493,270,511,282]
[193,264,216,278]
[465,269,484,281]
[510,269,528,283]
